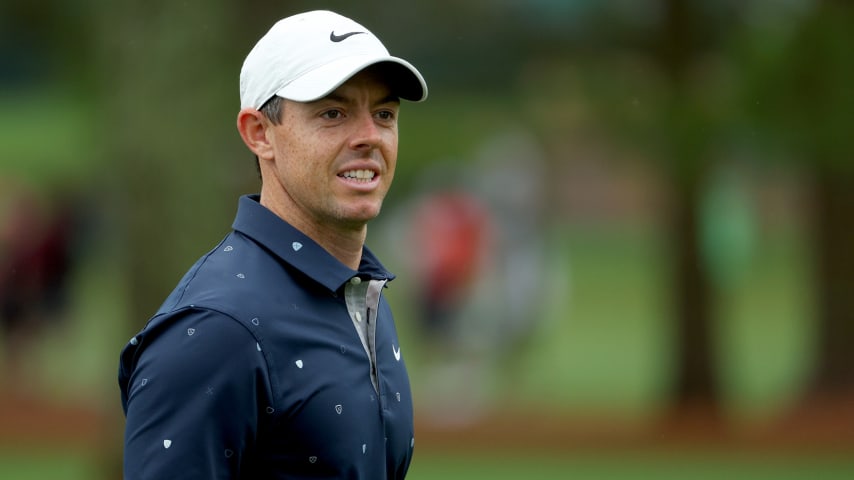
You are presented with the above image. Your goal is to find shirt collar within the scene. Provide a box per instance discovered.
[231,194,395,292]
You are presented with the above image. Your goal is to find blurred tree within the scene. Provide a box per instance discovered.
[580,0,745,417]
[580,0,737,415]
[654,0,727,416]
[95,0,253,335]
[736,0,854,398]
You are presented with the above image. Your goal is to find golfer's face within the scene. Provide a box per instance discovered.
[267,68,400,232]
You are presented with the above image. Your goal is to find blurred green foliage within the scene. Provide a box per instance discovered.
[1,1,851,479]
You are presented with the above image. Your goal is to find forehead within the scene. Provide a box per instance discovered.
[331,65,398,100]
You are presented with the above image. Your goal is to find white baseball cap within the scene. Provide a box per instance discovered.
[239,10,428,109]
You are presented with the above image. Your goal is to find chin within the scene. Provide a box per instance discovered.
[351,200,384,218]
[335,206,381,227]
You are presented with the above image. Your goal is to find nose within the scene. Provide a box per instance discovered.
[349,111,382,151]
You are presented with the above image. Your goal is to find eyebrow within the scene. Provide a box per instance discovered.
[321,93,400,106]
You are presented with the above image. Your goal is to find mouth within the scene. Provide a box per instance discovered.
[338,169,377,184]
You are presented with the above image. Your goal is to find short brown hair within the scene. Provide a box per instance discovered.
[253,96,285,178]
[259,95,284,125]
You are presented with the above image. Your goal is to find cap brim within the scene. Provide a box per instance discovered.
[275,55,427,103]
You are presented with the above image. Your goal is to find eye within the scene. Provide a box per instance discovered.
[322,109,343,120]
[375,110,396,121]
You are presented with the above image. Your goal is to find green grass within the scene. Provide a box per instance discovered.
[510,226,672,412]
[392,221,814,418]
[408,451,854,480]
[0,450,98,480]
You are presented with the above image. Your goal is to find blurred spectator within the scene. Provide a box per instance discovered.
[398,127,558,424]
[466,127,552,351]
[0,181,78,390]
[409,189,493,346]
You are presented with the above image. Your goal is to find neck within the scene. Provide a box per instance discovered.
[314,228,366,271]
[260,190,366,270]
[312,230,365,270]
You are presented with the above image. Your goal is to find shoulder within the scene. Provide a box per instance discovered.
[120,307,263,373]
[129,306,259,361]
[119,307,269,408]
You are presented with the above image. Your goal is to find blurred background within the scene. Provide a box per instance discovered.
[1,0,852,478]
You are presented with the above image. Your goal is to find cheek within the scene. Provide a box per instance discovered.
[273,130,308,170]
[276,138,330,191]
[384,134,399,169]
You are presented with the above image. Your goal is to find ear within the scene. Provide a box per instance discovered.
[236,108,274,161]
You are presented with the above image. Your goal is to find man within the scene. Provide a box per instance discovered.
[118,10,427,479]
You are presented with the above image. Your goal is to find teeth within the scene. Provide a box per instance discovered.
[341,169,376,182]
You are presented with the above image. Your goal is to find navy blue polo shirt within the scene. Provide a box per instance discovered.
[119,194,414,479]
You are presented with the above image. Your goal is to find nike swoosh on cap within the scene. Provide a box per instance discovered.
[330,31,366,42]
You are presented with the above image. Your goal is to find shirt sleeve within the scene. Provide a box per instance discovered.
[120,308,271,479]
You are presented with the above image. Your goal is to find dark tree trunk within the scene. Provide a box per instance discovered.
[810,167,854,392]
[658,0,721,411]
[670,174,718,406]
